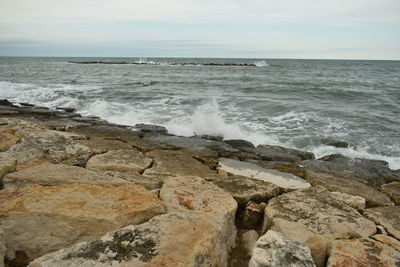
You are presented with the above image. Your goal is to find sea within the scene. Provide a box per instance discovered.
[0,57,399,169]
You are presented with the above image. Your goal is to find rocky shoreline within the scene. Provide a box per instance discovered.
[0,99,399,267]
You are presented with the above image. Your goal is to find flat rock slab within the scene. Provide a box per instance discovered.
[249,230,316,267]
[363,206,400,240]
[304,170,393,207]
[211,175,282,206]
[76,139,132,154]
[160,176,237,251]
[29,212,229,267]
[262,186,376,239]
[327,238,400,267]
[143,150,217,180]
[86,149,152,174]
[0,157,16,179]
[218,158,311,190]
[0,127,19,152]
[3,163,130,188]
[0,184,165,262]
[257,144,315,161]
[103,171,162,191]
[381,182,400,205]
[373,234,400,252]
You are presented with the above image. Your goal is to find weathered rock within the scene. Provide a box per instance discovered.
[224,139,255,149]
[270,218,316,243]
[102,171,162,191]
[363,206,400,240]
[373,234,400,252]
[249,230,316,267]
[1,184,165,263]
[160,176,237,252]
[211,175,282,206]
[327,238,400,267]
[381,182,400,205]
[305,236,327,267]
[86,149,152,174]
[0,157,16,179]
[0,228,5,267]
[184,146,219,169]
[322,139,349,148]
[303,154,400,189]
[0,139,45,167]
[56,107,76,113]
[304,170,393,207]
[218,158,311,190]
[262,186,376,239]
[134,123,167,134]
[147,135,240,158]
[242,201,266,229]
[75,138,132,154]
[29,212,229,267]
[241,230,259,255]
[0,99,15,107]
[199,134,224,141]
[257,145,315,161]
[330,191,366,210]
[2,163,131,188]
[143,150,217,180]
[0,127,19,152]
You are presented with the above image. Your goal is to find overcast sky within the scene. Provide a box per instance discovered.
[0,0,399,59]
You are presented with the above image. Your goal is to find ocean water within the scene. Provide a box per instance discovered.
[0,57,399,169]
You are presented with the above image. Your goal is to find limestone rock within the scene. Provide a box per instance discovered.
[327,238,400,267]
[0,139,45,167]
[304,170,393,207]
[29,212,229,267]
[270,218,316,243]
[363,206,400,240]
[211,175,282,206]
[0,228,5,267]
[262,186,376,239]
[224,139,255,149]
[3,163,130,188]
[218,158,311,190]
[0,127,19,152]
[0,184,165,262]
[330,191,366,210]
[373,234,400,252]
[0,157,16,179]
[249,230,316,267]
[184,146,218,169]
[76,139,132,154]
[160,176,237,251]
[381,182,400,205]
[86,149,152,174]
[257,145,315,161]
[305,236,327,267]
[102,171,162,191]
[134,123,167,134]
[243,201,266,229]
[143,150,217,180]
[241,230,259,255]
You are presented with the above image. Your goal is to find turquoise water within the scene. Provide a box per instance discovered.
[0,57,399,169]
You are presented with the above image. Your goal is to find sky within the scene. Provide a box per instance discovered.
[0,0,399,59]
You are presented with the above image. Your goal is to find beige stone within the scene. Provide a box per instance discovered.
[0,127,19,152]
[29,212,229,267]
[3,163,130,188]
[381,182,400,205]
[305,236,327,267]
[270,218,316,243]
[241,230,259,256]
[263,186,376,239]
[0,157,16,178]
[363,206,400,240]
[143,150,217,180]
[102,171,162,190]
[0,228,4,267]
[160,176,237,252]
[0,139,44,167]
[76,138,132,154]
[330,191,366,210]
[86,149,152,174]
[327,238,400,267]
[373,234,400,252]
[0,184,165,262]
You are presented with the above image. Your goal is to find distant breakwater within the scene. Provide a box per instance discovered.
[67,61,257,67]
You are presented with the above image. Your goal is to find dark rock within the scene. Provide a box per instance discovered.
[0,99,15,107]
[56,107,76,113]
[242,201,266,229]
[257,145,315,161]
[224,139,255,149]
[199,134,224,142]
[19,102,35,107]
[134,123,168,134]
[238,145,314,163]
[322,139,349,148]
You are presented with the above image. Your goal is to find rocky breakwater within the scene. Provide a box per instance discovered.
[0,99,399,267]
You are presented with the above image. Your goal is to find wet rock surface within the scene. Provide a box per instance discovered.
[29,212,228,267]
[0,184,165,262]
[249,230,316,267]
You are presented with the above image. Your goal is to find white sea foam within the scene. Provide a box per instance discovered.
[254,60,269,67]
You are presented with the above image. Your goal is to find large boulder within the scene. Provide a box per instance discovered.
[327,238,400,267]
[0,139,46,168]
[29,212,230,267]
[0,157,16,179]
[304,170,393,207]
[257,145,315,161]
[211,175,282,206]
[381,182,400,205]
[249,230,316,267]
[86,149,152,174]
[160,176,237,252]
[0,127,19,152]
[363,206,400,240]
[2,163,130,189]
[0,184,165,263]
[372,234,400,252]
[134,123,167,134]
[218,158,311,190]
[143,150,218,180]
[262,186,376,239]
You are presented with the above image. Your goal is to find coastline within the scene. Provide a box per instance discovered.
[0,99,399,266]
